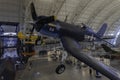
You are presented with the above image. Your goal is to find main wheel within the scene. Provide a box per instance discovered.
[55,64,65,74]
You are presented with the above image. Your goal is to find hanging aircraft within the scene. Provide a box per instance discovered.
[82,23,107,41]
[30,3,120,80]
[101,44,120,59]
[101,44,119,54]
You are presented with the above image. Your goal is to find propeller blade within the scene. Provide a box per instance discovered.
[30,3,56,32]
[30,2,37,20]
[36,16,55,24]
[96,36,115,47]
[32,16,55,32]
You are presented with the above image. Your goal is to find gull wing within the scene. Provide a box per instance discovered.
[60,36,120,80]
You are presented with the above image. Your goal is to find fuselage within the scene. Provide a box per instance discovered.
[39,21,86,41]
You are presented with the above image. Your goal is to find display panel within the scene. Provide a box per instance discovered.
[0,22,19,59]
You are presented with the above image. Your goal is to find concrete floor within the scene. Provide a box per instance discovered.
[15,58,120,80]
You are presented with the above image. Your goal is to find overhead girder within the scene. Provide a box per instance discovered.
[87,0,113,25]
[52,0,66,16]
[63,0,81,23]
[108,10,120,31]
[72,0,95,24]
[90,0,120,30]
[96,3,120,31]
[69,0,91,24]
[30,0,53,16]
[77,0,110,25]
[74,0,111,25]
[56,0,82,22]
[40,0,62,16]
[46,0,59,15]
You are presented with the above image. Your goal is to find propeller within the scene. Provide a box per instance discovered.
[30,2,56,36]
[30,2,55,29]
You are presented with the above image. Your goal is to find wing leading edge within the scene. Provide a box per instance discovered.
[60,36,120,80]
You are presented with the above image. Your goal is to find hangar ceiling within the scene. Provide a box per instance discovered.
[24,0,120,36]
[0,0,120,45]
[23,0,120,45]
[0,0,24,23]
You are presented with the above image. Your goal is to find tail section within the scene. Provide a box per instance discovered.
[96,23,107,37]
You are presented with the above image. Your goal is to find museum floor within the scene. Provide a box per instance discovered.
[15,58,120,80]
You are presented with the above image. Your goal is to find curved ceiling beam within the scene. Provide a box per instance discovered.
[90,0,120,30]
[74,0,111,25]
[52,0,66,16]
[107,10,120,31]
[97,3,120,30]
[86,0,113,25]
[69,0,91,24]
[88,0,119,30]
[56,0,79,22]
[71,0,95,24]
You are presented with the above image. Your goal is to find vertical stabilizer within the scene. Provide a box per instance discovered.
[96,23,107,37]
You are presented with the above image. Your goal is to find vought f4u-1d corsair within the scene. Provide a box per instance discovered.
[29,3,120,80]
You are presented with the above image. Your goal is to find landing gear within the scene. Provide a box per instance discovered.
[55,64,65,74]
[95,71,102,78]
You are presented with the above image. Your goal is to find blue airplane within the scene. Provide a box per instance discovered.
[101,44,120,59]
[30,3,120,80]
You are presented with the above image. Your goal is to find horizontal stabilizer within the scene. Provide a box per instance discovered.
[101,35,115,39]
[101,44,118,54]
